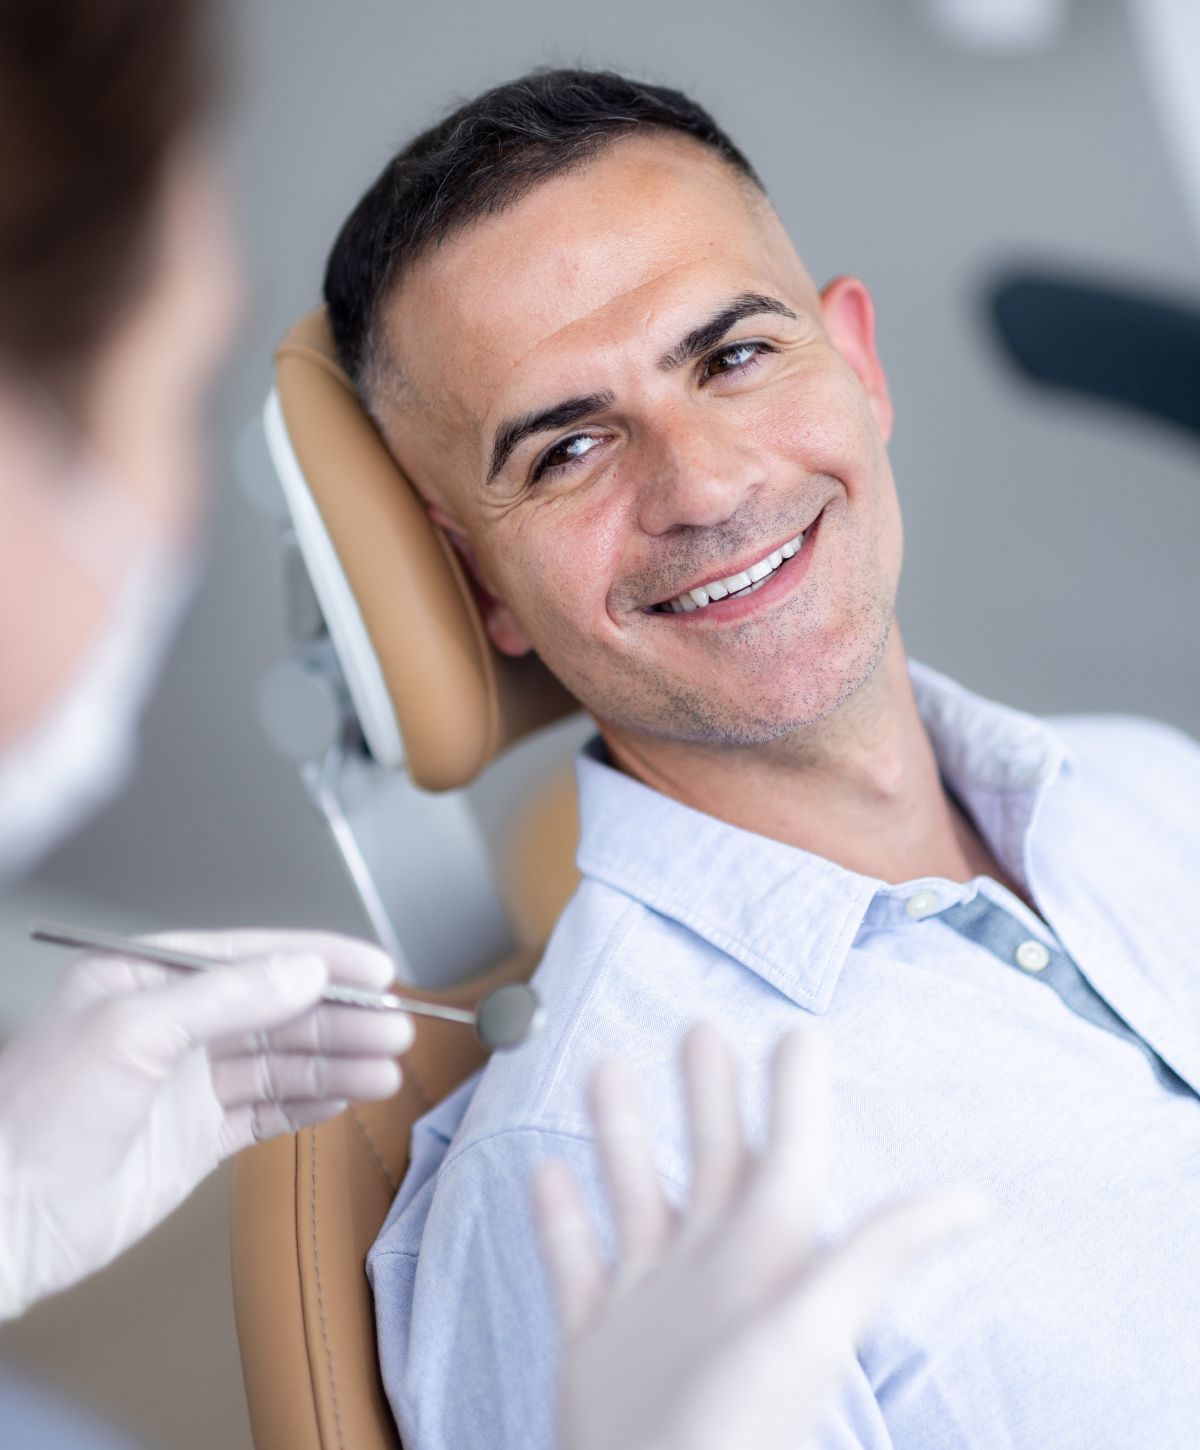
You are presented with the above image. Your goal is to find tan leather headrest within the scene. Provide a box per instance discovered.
[273,308,577,791]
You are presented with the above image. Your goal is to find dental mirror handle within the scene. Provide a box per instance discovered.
[28,922,542,1049]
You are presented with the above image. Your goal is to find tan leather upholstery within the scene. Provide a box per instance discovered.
[273,309,577,791]
[231,953,537,1450]
[500,764,582,951]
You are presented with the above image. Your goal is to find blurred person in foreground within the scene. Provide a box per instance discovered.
[0,0,414,1371]
[324,69,1200,1450]
[0,10,969,1450]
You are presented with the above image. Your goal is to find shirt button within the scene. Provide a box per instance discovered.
[1015,939,1051,973]
[906,890,939,919]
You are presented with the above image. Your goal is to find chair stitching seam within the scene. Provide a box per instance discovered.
[349,1106,400,1194]
[310,1131,347,1450]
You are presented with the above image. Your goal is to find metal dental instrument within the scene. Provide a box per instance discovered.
[29,921,543,1052]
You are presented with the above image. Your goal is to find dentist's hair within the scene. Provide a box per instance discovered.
[0,0,212,409]
[324,68,763,405]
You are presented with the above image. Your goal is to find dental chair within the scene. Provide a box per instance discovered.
[229,309,584,1450]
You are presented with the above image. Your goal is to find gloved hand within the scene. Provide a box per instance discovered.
[535,1024,984,1450]
[0,929,412,1320]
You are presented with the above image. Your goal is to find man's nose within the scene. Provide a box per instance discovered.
[635,407,764,537]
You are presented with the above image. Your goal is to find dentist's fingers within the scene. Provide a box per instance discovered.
[209,1051,402,1108]
[683,1023,748,1217]
[222,1097,352,1151]
[52,931,397,1017]
[766,1189,987,1384]
[84,955,332,1075]
[148,929,398,992]
[533,1157,608,1337]
[754,1026,829,1242]
[210,1000,414,1059]
[590,1059,674,1271]
[53,952,174,1010]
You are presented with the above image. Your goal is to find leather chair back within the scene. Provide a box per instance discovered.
[230,955,537,1450]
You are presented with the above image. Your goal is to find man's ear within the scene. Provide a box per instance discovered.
[819,275,893,442]
[427,503,534,658]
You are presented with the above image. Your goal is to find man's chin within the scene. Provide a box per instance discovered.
[607,622,895,750]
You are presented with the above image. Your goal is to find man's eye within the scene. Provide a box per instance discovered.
[533,432,604,480]
[700,340,772,381]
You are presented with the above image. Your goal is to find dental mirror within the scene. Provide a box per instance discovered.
[29,921,543,1052]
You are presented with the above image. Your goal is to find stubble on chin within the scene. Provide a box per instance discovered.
[587,587,896,753]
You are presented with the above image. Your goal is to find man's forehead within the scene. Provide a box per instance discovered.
[381,136,812,440]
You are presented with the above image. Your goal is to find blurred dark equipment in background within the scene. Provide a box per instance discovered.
[989,271,1200,443]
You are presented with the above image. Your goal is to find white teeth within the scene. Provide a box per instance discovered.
[658,530,808,615]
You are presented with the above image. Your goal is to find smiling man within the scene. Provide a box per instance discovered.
[325,70,1200,1449]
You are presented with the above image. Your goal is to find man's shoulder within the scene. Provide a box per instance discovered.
[1050,711,1200,793]
[369,879,673,1239]
[450,872,708,1151]
[1050,710,1197,759]
[1043,711,1200,855]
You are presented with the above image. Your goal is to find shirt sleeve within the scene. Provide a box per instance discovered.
[372,1125,587,1450]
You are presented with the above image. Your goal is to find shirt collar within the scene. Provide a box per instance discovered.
[574,658,1072,1014]
[910,659,1074,891]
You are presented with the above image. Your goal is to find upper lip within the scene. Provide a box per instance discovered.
[646,510,821,609]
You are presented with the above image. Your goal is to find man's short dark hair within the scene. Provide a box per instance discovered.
[324,68,763,399]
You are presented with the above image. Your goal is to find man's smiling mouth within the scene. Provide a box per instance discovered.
[649,523,814,614]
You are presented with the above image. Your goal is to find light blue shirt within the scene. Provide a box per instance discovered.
[370,661,1200,1449]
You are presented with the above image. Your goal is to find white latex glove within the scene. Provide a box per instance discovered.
[535,1024,984,1450]
[0,929,412,1320]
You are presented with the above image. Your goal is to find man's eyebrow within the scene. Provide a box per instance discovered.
[487,391,615,484]
[483,294,796,484]
[659,292,799,371]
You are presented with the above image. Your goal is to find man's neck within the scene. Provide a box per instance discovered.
[602,630,1019,893]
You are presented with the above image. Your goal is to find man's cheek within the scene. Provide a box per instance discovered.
[539,514,619,610]
[503,554,581,654]
[499,495,629,653]
[796,390,882,502]
[755,373,857,471]
[512,555,610,682]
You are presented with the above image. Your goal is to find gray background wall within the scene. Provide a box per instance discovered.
[1,1,1197,1446]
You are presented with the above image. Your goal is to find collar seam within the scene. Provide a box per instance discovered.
[577,857,870,1012]
[533,899,644,1116]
